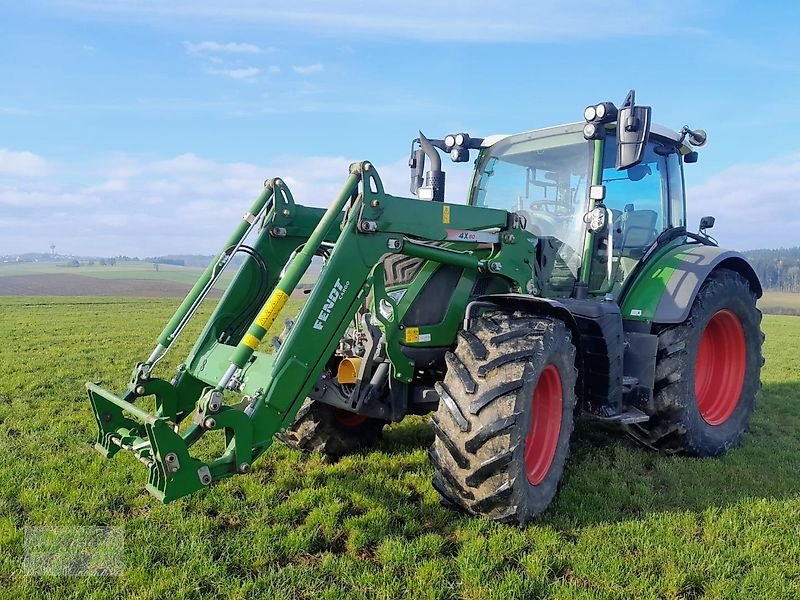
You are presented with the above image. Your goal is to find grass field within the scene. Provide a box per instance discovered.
[0,297,799,598]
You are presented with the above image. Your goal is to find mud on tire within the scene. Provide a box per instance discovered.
[625,268,764,456]
[276,399,385,458]
[429,311,577,525]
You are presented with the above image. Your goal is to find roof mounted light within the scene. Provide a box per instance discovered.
[583,105,597,121]
[444,135,456,150]
[583,122,602,140]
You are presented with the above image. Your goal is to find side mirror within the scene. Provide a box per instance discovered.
[699,215,715,231]
[615,91,652,170]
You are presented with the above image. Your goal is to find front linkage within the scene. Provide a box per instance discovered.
[87,162,534,503]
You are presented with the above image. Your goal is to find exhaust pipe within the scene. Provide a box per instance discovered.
[417,132,445,202]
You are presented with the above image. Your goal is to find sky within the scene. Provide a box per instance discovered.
[1,0,799,256]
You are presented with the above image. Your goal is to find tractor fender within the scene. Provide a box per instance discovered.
[476,293,586,398]
[477,294,583,347]
[621,244,762,324]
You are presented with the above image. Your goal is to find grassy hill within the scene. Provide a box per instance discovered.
[0,296,797,598]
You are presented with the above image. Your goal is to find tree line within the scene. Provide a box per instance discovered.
[743,247,800,292]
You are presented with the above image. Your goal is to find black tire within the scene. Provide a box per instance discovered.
[626,268,764,456]
[429,311,577,525]
[276,399,385,458]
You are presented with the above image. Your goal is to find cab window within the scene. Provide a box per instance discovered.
[591,140,668,293]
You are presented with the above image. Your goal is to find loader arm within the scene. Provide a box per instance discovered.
[87,162,534,503]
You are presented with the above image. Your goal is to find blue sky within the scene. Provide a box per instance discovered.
[1,0,799,255]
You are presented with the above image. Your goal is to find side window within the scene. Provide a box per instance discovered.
[592,141,669,294]
[601,142,667,253]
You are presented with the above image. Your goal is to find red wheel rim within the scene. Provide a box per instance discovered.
[525,364,563,486]
[695,309,746,426]
[332,408,368,428]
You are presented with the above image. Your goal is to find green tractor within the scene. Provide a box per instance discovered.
[87,91,763,524]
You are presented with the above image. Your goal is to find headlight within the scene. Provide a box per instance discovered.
[584,105,597,121]
[595,103,606,119]
[444,135,456,149]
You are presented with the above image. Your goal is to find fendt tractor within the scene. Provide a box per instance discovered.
[88,91,763,524]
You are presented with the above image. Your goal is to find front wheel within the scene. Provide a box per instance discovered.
[429,312,577,525]
[276,399,385,457]
[626,268,764,456]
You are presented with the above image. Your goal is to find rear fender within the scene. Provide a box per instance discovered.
[621,244,762,324]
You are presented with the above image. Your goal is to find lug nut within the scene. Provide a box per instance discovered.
[204,418,217,429]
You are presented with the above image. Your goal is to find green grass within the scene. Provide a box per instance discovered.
[1,297,799,598]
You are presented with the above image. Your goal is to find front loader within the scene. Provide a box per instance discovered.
[87,91,763,523]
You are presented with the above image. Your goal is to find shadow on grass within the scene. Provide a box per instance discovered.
[366,380,800,530]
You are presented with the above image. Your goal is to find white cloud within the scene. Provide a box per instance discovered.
[81,43,96,51]
[183,40,264,55]
[207,67,260,80]
[688,153,800,250]
[0,149,52,177]
[292,64,323,75]
[0,151,423,256]
[55,1,708,42]
[5,144,790,257]
[268,65,280,74]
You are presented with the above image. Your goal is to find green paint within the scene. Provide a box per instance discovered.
[620,240,693,321]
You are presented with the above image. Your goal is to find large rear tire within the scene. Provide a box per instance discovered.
[429,312,577,525]
[276,399,385,458]
[626,268,763,456]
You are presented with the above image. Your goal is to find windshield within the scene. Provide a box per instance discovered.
[470,129,592,282]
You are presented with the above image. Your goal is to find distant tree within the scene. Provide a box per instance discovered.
[153,263,159,272]
[98,258,107,266]
[107,257,117,266]
[68,259,80,267]
[87,260,95,266]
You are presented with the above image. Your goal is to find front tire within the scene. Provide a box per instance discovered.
[276,399,385,458]
[626,268,763,456]
[429,312,577,525]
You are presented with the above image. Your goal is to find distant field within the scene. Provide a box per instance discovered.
[0,297,798,598]
[0,260,318,296]
[759,291,800,316]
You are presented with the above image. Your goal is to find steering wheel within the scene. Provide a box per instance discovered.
[528,200,567,215]
[527,201,566,235]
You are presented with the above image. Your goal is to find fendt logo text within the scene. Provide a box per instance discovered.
[313,278,350,330]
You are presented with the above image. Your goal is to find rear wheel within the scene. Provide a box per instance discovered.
[276,399,385,457]
[626,269,763,456]
[429,311,577,524]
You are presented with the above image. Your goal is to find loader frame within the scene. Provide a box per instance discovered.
[88,162,535,502]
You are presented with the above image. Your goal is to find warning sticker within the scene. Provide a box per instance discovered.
[442,205,450,224]
[404,327,420,343]
[255,289,289,331]
[242,333,260,350]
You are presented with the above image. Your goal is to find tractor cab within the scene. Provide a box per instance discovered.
[468,120,695,300]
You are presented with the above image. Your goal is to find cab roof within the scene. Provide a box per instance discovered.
[481,122,691,154]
